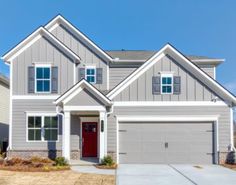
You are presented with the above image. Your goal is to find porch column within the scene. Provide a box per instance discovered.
[63,111,71,161]
[99,111,107,161]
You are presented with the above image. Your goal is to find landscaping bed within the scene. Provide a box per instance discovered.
[221,164,236,171]
[0,156,70,172]
[94,164,117,169]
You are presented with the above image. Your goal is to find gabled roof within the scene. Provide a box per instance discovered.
[45,14,113,62]
[1,27,81,63]
[54,79,112,106]
[107,44,236,106]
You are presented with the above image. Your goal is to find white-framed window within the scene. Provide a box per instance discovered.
[35,65,51,93]
[27,114,58,142]
[85,66,96,83]
[161,74,173,94]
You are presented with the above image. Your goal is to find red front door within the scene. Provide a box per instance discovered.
[82,122,98,157]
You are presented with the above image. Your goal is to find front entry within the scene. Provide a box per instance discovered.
[82,122,98,157]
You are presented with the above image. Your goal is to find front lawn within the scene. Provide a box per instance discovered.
[0,170,115,185]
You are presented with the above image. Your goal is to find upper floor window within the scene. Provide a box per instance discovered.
[86,67,96,83]
[36,67,50,93]
[161,74,173,94]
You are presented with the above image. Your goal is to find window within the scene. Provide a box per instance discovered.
[27,115,58,141]
[161,75,173,94]
[86,67,96,83]
[36,67,50,93]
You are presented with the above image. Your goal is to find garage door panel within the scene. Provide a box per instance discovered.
[119,122,214,164]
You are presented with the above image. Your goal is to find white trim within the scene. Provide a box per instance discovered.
[116,115,219,164]
[230,107,234,150]
[214,66,216,80]
[64,106,106,112]
[107,52,166,99]
[107,44,236,105]
[85,66,96,84]
[113,101,227,107]
[2,27,81,63]
[107,63,109,90]
[54,79,111,105]
[2,34,42,62]
[25,112,59,142]
[12,95,59,100]
[116,115,219,122]
[9,62,13,149]
[191,59,225,62]
[35,65,51,94]
[63,111,71,160]
[48,23,59,32]
[160,74,173,95]
[45,15,113,61]
[99,112,106,160]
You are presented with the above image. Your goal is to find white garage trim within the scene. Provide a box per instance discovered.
[116,115,219,164]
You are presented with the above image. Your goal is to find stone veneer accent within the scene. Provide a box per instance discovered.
[7,150,80,160]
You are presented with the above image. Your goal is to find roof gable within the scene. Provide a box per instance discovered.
[54,79,112,106]
[45,15,113,62]
[1,27,81,63]
[107,44,236,105]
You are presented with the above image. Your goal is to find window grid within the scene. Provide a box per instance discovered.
[85,67,96,83]
[161,75,173,94]
[27,115,58,142]
[35,67,51,93]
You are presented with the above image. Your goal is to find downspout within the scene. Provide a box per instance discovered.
[56,106,65,157]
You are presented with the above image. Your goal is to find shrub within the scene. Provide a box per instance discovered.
[101,155,114,166]
[55,157,68,166]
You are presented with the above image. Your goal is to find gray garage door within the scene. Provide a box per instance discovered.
[119,122,214,164]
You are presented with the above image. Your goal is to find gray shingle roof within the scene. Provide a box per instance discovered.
[106,50,219,61]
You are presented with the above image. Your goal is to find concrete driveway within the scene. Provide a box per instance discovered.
[117,164,236,185]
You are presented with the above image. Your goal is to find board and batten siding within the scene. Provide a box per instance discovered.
[12,99,80,151]
[109,67,137,89]
[114,55,216,101]
[107,105,231,155]
[50,25,108,90]
[12,36,74,95]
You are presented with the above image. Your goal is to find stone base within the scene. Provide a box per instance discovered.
[7,150,81,160]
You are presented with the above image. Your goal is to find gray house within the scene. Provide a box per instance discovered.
[1,15,236,164]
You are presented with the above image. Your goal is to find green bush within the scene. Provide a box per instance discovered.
[101,155,114,166]
[55,157,68,166]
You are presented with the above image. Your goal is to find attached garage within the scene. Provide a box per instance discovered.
[118,122,216,164]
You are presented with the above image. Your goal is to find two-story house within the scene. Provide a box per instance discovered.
[2,15,236,164]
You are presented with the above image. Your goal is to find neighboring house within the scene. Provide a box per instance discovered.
[0,74,9,143]
[1,15,236,164]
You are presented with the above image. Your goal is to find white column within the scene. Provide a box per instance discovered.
[63,111,71,161]
[99,111,106,161]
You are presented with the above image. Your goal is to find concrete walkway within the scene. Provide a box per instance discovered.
[117,164,236,185]
[71,165,115,175]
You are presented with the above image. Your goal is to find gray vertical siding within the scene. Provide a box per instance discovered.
[109,67,137,89]
[51,25,108,90]
[107,105,231,155]
[114,55,216,101]
[12,37,74,95]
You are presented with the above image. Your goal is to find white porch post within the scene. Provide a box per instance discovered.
[63,111,71,161]
[99,111,107,161]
